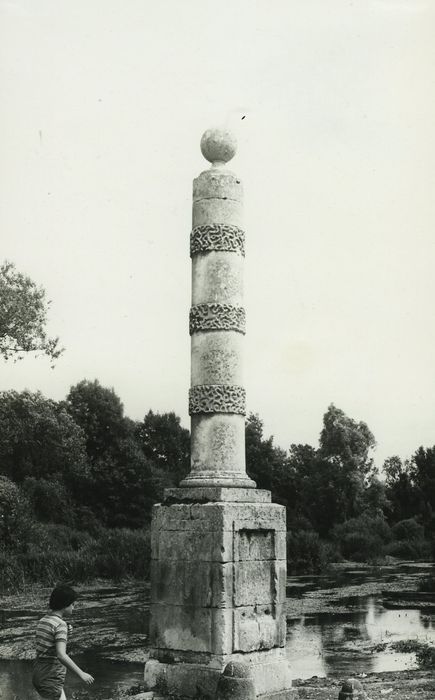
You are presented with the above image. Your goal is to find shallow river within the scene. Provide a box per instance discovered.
[0,562,434,698]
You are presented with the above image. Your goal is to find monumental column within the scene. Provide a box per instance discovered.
[181,128,254,490]
[144,129,297,700]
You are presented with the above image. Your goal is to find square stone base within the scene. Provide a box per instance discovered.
[145,498,297,699]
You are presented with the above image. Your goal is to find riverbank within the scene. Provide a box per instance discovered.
[294,670,435,700]
[91,670,435,700]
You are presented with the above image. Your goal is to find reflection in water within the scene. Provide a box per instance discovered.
[286,576,435,678]
[0,658,144,700]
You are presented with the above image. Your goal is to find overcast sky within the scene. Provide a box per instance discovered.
[1,0,434,467]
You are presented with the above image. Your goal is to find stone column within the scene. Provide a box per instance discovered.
[181,128,254,490]
[144,129,298,700]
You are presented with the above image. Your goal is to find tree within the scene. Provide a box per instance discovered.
[0,476,33,552]
[411,447,435,525]
[245,413,284,491]
[0,261,63,364]
[66,380,129,460]
[66,380,163,526]
[136,410,190,485]
[0,390,88,485]
[384,456,418,523]
[320,404,376,478]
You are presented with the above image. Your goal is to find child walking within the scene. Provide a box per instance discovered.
[32,585,94,699]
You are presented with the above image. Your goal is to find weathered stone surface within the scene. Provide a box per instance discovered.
[191,331,243,386]
[234,560,275,606]
[338,678,367,699]
[163,487,270,504]
[152,527,234,562]
[200,130,238,167]
[151,560,234,608]
[233,605,285,652]
[150,603,233,655]
[189,414,247,480]
[193,197,243,228]
[145,658,222,699]
[192,252,244,306]
[152,502,286,533]
[237,529,275,560]
[193,168,242,201]
[215,661,256,700]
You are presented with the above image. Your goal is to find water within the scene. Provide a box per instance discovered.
[0,562,434,698]
[286,562,435,678]
[0,657,144,699]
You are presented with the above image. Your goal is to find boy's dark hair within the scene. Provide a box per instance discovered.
[49,585,78,611]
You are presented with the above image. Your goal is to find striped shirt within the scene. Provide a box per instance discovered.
[35,614,68,658]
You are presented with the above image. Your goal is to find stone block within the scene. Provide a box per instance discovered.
[150,603,233,655]
[163,486,270,503]
[233,605,284,652]
[145,658,222,699]
[234,560,274,606]
[275,559,287,605]
[275,530,287,561]
[236,529,275,561]
[153,529,216,562]
[151,560,233,608]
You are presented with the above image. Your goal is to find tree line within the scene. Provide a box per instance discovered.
[1,381,434,564]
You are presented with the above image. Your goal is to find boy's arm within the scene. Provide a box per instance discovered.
[55,640,94,684]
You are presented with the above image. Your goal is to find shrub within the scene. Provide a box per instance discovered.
[0,552,24,591]
[0,476,33,553]
[27,523,94,553]
[384,538,431,559]
[0,524,151,592]
[287,530,331,574]
[391,518,425,542]
[22,476,75,526]
[82,527,151,580]
[339,531,384,562]
[332,513,392,562]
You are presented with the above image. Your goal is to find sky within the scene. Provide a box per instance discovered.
[1,0,434,468]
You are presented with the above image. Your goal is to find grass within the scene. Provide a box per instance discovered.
[0,526,151,593]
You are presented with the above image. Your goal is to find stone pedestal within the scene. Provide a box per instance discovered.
[145,492,297,699]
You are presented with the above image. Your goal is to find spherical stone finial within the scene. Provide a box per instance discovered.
[200,128,237,166]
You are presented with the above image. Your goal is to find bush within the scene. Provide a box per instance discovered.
[0,552,24,591]
[83,527,151,580]
[27,523,94,553]
[332,514,392,562]
[0,476,33,553]
[384,538,431,559]
[339,531,384,562]
[0,524,151,592]
[22,476,75,526]
[287,530,332,574]
[391,518,425,542]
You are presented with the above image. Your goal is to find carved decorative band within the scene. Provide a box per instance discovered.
[189,304,246,335]
[190,224,245,257]
[189,385,246,415]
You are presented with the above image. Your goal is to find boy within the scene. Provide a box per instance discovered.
[33,584,94,700]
